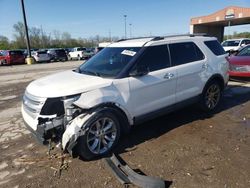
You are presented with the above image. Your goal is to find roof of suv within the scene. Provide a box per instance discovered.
[109,34,216,48]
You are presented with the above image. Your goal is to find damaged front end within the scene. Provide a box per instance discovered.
[22,91,84,153]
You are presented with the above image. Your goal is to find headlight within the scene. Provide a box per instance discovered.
[62,94,81,124]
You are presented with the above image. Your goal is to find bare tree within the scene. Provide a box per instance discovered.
[13,22,26,48]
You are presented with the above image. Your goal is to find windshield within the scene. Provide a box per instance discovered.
[79,47,141,78]
[222,40,240,47]
[237,45,250,56]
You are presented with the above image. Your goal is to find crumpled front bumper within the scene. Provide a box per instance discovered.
[23,120,48,144]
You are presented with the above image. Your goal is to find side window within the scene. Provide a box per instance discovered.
[244,40,250,45]
[241,40,246,45]
[135,45,170,72]
[204,40,226,56]
[169,42,204,66]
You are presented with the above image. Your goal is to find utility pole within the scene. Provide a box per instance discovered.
[20,0,33,64]
[124,15,127,39]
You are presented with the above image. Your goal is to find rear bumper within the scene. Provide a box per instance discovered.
[229,71,250,77]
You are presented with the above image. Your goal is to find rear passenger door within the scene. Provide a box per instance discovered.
[169,41,206,103]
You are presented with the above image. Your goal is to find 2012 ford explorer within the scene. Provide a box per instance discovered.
[22,34,229,160]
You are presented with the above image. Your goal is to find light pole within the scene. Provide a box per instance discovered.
[20,0,33,64]
[124,15,127,39]
[227,20,231,40]
[129,23,132,38]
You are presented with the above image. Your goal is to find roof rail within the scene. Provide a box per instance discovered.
[116,36,154,42]
[161,33,208,38]
[116,33,209,43]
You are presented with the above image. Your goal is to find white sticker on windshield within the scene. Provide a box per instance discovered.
[121,50,137,56]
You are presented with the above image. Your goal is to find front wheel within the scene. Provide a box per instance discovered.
[76,109,121,160]
[199,81,222,112]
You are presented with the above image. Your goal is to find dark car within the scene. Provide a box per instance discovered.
[47,49,68,62]
[228,44,250,78]
[0,50,25,65]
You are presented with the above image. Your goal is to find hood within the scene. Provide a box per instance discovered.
[229,56,250,66]
[26,70,113,98]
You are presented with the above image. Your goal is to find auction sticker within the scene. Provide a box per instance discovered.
[121,50,137,56]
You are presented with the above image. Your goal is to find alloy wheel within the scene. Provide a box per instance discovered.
[86,117,117,154]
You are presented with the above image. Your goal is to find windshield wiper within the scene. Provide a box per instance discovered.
[81,70,101,77]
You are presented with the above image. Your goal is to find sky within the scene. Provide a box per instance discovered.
[0,0,249,40]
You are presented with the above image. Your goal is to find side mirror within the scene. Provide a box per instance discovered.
[129,65,149,77]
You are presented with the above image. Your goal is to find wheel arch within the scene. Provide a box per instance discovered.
[203,74,225,93]
[90,102,131,134]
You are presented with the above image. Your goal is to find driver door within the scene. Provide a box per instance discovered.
[127,44,177,118]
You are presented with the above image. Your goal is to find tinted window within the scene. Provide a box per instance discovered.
[204,40,226,56]
[55,49,66,55]
[135,45,170,72]
[222,40,240,47]
[37,51,47,54]
[169,42,204,66]
[242,40,250,45]
[237,45,250,56]
[9,50,23,55]
[77,48,86,51]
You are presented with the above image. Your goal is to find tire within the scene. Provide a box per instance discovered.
[199,80,222,112]
[76,109,121,160]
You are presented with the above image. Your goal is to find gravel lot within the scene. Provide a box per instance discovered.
[0,61,250,188]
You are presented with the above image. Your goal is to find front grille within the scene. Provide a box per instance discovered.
[23,91,46,118]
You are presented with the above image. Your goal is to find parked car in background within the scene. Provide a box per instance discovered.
[221,38,250,53]
[84,48,95,59]
[0,50,25,65]
[95,42,112,53]
[32,50,51,63]
[228,44,250,78]
[47,49,68,62]
[68,47,87,60]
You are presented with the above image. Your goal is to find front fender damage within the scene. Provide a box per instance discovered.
[62,112,96,155]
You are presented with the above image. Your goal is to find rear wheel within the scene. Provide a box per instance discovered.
[200,80,222,112]
[76,109,121,160]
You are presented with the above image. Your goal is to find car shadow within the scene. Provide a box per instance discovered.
[115,84,250,155]
[78,84,250,188]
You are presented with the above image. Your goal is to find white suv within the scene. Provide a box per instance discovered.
[22,34,229,160]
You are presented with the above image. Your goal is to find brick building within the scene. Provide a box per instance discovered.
[190,6,250,42]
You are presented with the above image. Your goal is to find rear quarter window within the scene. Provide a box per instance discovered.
[204,40,226,56]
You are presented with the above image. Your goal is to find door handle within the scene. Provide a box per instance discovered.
[164,73,174,79]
